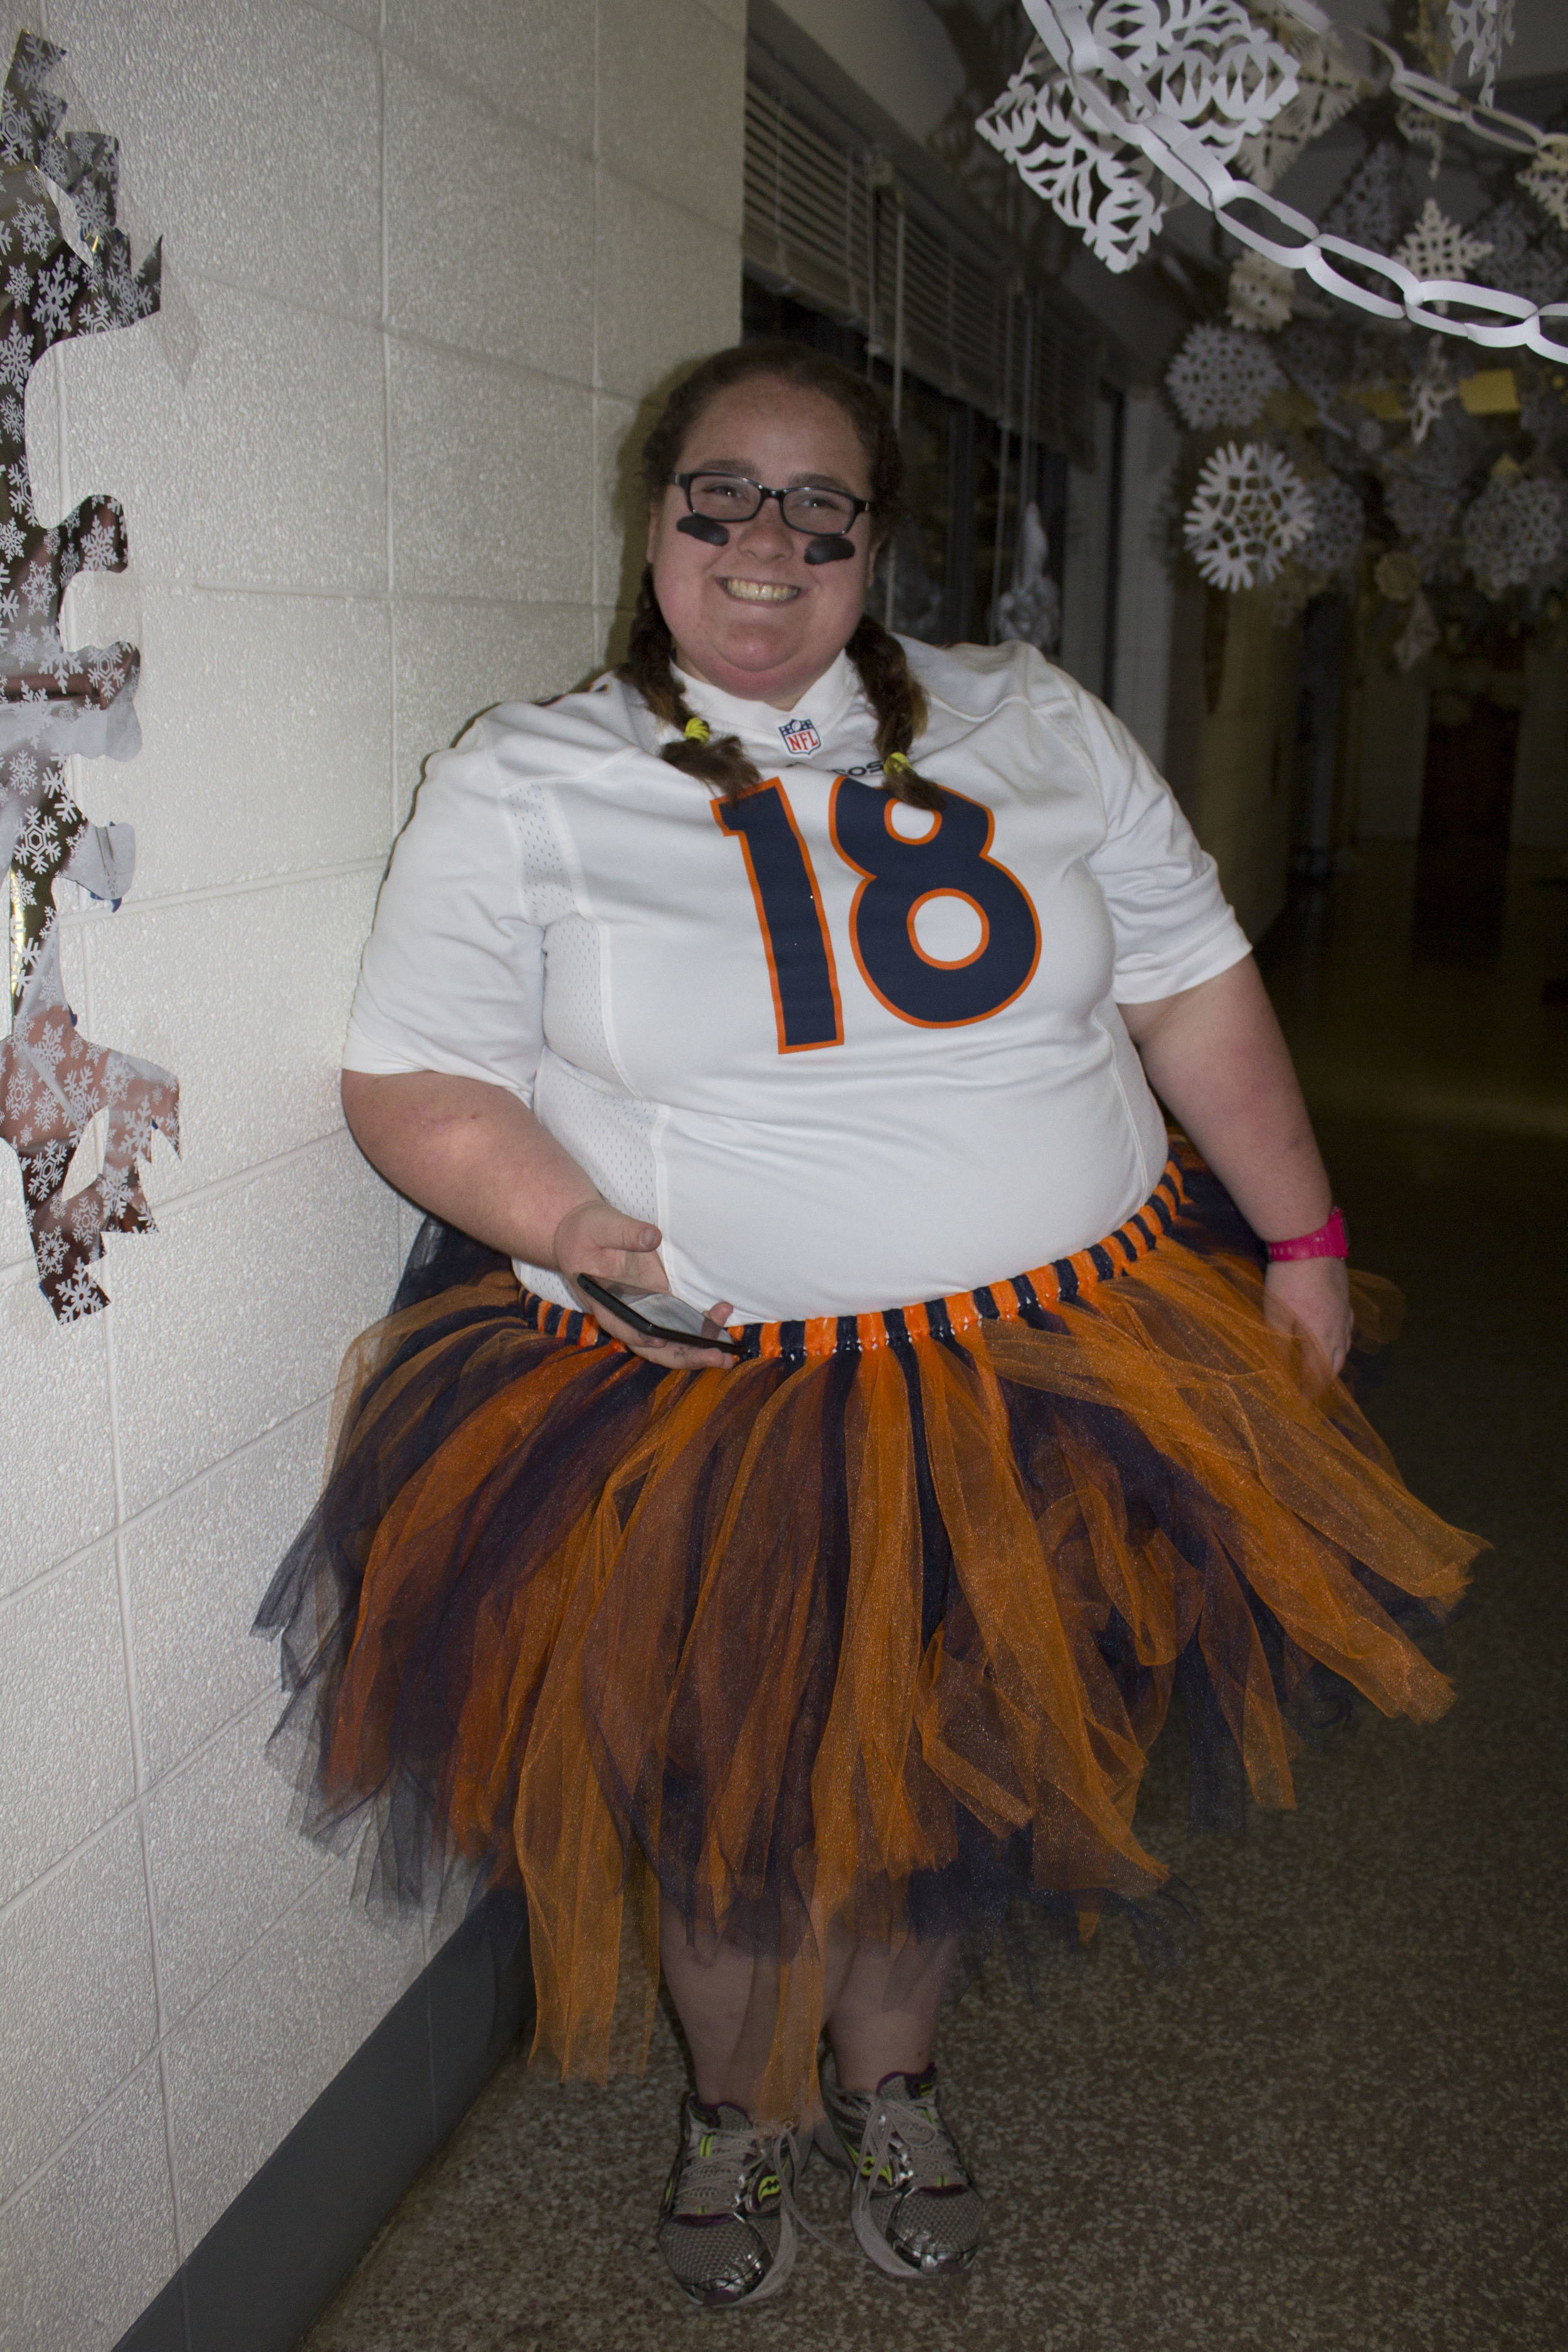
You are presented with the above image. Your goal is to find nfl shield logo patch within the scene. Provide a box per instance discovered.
[780,716,822,758]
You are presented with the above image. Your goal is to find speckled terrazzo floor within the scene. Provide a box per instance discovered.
[301,858,1568,2352]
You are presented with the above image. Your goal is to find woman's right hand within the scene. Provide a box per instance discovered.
[553,1199,737,1372]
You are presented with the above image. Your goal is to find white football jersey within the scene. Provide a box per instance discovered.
[344,638,1250,1322]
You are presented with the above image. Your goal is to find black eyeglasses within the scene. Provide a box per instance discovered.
[673,471,870,536]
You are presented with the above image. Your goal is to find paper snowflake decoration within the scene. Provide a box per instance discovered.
[1323,142,1413,255]
[976,3,1301,276]
[1384,469,1458,568]
[1520,145,1568,235]
[978,49,1162,273]
[1236,16,1362,193]
[979,8,1567,364]
[1393,590,1441,671]
[1167,323,1285,431]
[1394,199,1494,287]
[995,502,1061,652]
[1447,1,1516,107]
[1408,339,1458,446]
[1183,441,1315,590]
[1227,252,1295,334]
[1295,471,1364,576]
[1469,198,1568,309]
[1413,402,1492,492]
[1276,321,1352,425]
[1463,475,1565,595]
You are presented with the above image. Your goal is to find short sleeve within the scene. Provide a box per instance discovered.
[342,718,546,1098]
[1072,691,1253,1002]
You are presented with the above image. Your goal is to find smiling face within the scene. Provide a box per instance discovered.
[646,376,879,712]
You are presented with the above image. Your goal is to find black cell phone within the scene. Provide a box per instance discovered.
[575,1275,746,1357]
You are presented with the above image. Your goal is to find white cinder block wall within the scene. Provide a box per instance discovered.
[0,4,741,2346]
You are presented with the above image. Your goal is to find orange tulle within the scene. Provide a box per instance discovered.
[261,1164,1480,2122]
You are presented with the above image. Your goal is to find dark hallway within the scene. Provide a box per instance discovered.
[300,853,1568,2352]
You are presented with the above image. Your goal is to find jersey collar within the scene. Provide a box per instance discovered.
[670,650,861,761]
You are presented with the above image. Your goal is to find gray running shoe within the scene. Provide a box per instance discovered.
[657,2095,800,2309]
[814,2063,983,2279]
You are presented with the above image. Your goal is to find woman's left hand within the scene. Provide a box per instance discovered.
[1263,1256,1353,1380]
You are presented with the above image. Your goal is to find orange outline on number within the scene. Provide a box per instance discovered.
[906,888,990,971]
[712,779,845,1053]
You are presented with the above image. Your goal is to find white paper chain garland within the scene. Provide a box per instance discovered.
[994,1,1568,361]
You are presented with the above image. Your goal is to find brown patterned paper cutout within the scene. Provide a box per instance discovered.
[0,31,177,1323]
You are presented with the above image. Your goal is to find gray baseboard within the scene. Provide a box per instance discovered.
[114,1893,533,2352]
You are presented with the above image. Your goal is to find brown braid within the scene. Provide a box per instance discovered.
[618,341,942,810]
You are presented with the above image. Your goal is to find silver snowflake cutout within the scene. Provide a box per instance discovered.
[1183,441,1315,591]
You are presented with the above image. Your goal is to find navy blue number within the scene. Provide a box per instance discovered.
[713,784,843,1051]
[829,778,1040,1027]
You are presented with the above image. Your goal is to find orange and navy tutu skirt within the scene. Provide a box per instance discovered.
[257,1153,1480,2119]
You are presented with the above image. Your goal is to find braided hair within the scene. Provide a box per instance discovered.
[620,341,941,812]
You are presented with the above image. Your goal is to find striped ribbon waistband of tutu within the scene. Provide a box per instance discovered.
[519,1158,1188,1366]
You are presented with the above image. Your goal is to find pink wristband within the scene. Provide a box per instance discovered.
[1266,1207,1348,1263]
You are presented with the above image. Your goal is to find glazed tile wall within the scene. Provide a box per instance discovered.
[0,4,741,2349]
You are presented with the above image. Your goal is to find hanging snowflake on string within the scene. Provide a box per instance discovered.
[1463,474,1565,595]
[1408,338,1458,446]
[1446,0,1516,108]
[1322,141,1414,253]
[1294,470,1364,576]
[1227,251,1295,334]
[975,3,1301,276]
[1394,199,1494,288]
[1183,441,1315,590]
[1393,590,1441,671]
[994,502,1062,652]
[1167,323,1284,431]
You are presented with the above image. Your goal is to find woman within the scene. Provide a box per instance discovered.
[260,342,1476,2311]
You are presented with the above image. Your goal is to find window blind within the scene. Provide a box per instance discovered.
[743,76,1097,467]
